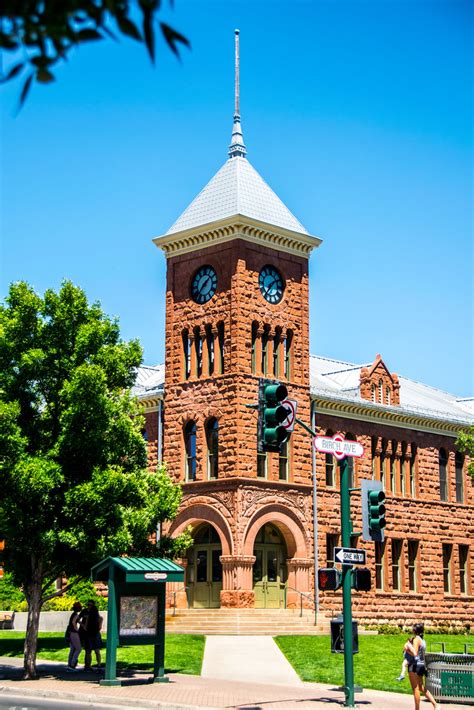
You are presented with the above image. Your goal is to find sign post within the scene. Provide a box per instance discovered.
[314,434,365,708]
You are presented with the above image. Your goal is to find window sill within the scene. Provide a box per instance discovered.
[375,591,423,598]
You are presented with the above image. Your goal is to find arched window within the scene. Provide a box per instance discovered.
[371,383,376,402]
[184,421,197,481]
[261,324,270,375]
[400,441,407,496]
[378,379,383,403]
[206,324,214,376]
[182,328,191,380]
[206,418,219,479]
[386,387,391,405]
[410,443,417,497]
[390,439,397,493]
[455,452,464,503]
[217,321,225,374]
[251,321,258,374]
[439,448,448,501]
[380,438,388,488]
[284,329,293,380]
[325,429,336,487]
[194,326,202,377]
[273,326,282,376]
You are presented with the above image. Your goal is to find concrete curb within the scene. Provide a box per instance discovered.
[0,684,220,710]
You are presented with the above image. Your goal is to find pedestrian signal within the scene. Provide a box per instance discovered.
[352,567,371,591]
[318,567,342,591]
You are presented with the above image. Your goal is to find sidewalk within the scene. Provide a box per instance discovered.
[0,654,460,710]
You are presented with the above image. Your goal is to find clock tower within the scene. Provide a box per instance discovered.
[154,31,321,608]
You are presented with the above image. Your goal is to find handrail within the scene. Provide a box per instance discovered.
[169,586,190,615]
[285,585,315,618]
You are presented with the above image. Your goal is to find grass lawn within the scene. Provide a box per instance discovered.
[0,632,205,676]
[275,633,474,694]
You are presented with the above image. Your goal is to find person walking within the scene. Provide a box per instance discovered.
[407,622,440,710]
[66,602,82,672]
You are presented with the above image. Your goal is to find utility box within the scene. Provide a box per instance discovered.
[91,556,184,686]
[330,615,359,654]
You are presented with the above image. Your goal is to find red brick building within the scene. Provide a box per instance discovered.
[134,36,473,628]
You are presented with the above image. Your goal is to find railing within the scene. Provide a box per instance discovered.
[430,642,474,655]
[168,586,190,615]
[285,586,315,618]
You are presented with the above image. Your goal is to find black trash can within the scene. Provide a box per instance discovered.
[330,615,359,654]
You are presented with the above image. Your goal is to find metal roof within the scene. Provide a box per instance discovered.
[134,358,473,426]
[166,156,309,236]
[91,556,184,578]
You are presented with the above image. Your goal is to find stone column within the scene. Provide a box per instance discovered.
[167,558,189,610]
[286,558,313,609]
[219,555,256,608]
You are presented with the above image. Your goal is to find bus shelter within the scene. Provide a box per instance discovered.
[91,556,184,686]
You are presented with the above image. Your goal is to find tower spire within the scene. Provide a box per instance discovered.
[228,29,247,159]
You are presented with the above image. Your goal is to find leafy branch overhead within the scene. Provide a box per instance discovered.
[0,1,190,106]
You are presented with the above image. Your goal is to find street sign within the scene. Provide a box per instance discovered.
[281,398,298,431]
[334,547,366,565]
[314,433,364,460]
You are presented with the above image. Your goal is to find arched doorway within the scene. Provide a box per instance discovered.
[187,524,223,608]
[253,524,287,609]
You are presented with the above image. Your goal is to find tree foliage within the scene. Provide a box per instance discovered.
[456,426,474,483]
[0,280,189,677]
[0,1,190,107]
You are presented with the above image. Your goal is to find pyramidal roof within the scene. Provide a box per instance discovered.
[166,155,309,236]
[165,30,309,238]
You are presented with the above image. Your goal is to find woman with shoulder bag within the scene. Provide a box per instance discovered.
[407,623,440,710]
[66,602,82,672]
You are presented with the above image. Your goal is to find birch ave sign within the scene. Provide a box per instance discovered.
[314,433,364,460]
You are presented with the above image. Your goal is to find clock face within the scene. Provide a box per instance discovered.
[259,265,284,304]
[191,265,217,304]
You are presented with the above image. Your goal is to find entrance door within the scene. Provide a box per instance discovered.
[187,524,223,608]
[253,525,287,609]
[193,545,222,608]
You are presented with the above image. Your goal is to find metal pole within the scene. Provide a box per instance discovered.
[340,457,355,707]
[311,407,319,625]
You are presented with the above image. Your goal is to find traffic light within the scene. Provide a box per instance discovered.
[318,567,342,591]
[361,479,386,542]
[352,567,371,591]
[258,380,289,452]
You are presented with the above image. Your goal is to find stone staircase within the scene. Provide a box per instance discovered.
[165,608,331,635]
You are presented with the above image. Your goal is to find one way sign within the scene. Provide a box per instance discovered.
[334,547,366,565]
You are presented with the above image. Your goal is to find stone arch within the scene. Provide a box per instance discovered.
[168,503,233,555]
[242,504,309,559]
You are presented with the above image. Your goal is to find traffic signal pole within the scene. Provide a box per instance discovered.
[340,457,355,707]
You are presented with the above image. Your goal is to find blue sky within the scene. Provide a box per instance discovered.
[1,0,472,396]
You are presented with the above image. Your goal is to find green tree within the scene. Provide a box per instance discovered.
[0,1,190,106]
[0,280,189,679]
[456,426,474,483]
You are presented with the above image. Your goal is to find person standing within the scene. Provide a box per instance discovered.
[82,599,103,671]
[408,623,440,710]
[66,602,82,672]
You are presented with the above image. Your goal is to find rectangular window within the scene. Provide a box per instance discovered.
[459,545,470,596]
[380,453,386,489]
[326,454,336,487]
[390,455,396,494]
[443,544,453,594]
[326,533,339,568]
[251,323,257,374]
[400,457,407,496]
[194,329,202,377]
[182,330,191,380]
[409,451,416,497]
[261,328,269,375]
[375,541,385,591]
[206,326,214,376]
[257,452,267,479]
[217,322,224,374]
[279,441,289,481]
[455,455,464,503]
[391,539,402,592]
[273,334,280,376]
[408,540,419,592]
[284,331,292,380]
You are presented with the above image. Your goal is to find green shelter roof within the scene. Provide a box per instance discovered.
[91,556,184,582]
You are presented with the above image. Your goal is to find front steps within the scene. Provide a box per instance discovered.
[165,608,330,635]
